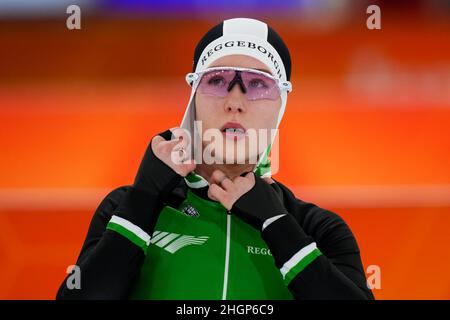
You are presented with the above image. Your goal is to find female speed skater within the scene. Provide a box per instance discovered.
[57,17,374,300]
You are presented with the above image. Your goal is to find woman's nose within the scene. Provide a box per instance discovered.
[224,85,247,113]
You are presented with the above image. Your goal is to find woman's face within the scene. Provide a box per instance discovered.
[194,55,282,165]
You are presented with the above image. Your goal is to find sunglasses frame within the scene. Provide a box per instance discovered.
[185,67,292,96]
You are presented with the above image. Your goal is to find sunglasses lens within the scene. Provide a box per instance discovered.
[240,72,279,101]
[197,70,235,97]
[196,69,280,100]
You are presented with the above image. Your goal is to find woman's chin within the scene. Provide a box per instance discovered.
[200,139,263,165]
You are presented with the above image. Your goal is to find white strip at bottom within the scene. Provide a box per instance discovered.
[280,242,318,279]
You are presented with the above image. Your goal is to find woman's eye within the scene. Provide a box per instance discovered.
[208,76,226,86]
[248,79,267,88]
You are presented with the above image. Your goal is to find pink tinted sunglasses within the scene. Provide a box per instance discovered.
[186,67,292,101]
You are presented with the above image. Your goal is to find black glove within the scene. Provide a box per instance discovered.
[231,172,289,231]
[231,172,315,270]
[115,129,183,235]
[133,129,183,198]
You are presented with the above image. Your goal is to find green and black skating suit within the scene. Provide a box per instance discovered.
[56,131,374,300]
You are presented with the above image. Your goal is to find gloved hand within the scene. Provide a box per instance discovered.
[133,128,195,198]
[115,128,195,235]
[230,172,289,231]
[207,170,288,231]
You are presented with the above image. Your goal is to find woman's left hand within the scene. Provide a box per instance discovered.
[207,169,288,231]
[207,169,255,210]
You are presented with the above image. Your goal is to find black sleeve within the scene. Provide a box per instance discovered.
[56,185,147,300]
[264,181,375,300]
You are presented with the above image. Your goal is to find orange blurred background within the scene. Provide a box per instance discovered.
[0,0,449,299]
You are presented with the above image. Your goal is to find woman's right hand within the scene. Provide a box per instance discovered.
[151,127,196,177]
[112,128,195,238]
[133,127,196,198]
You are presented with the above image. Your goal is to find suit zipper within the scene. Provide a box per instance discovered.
[221,211,231,300]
